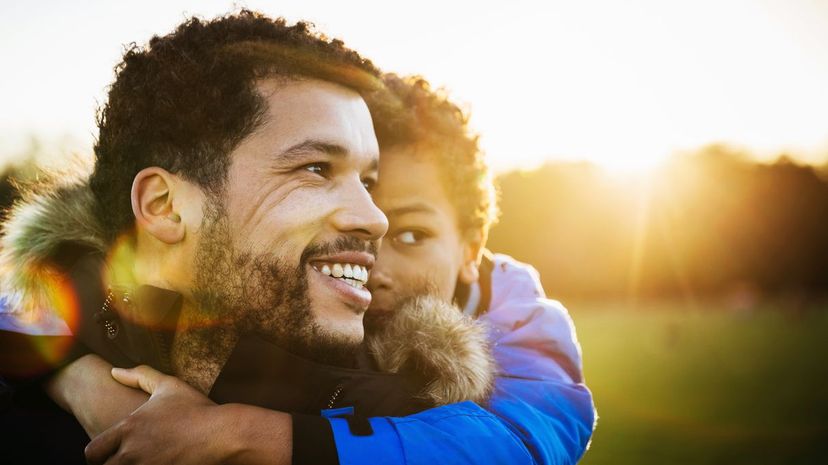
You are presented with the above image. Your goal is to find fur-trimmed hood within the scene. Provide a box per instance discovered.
[367,294,493,405]
[0,179,493,405]
[0,180,105,319]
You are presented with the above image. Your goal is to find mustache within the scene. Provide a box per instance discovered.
[301,235,378,264]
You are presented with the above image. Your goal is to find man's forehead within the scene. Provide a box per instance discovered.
[249,78,379,161]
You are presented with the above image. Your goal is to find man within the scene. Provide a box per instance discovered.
[3,10,591,462]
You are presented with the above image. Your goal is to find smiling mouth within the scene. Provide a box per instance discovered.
[311,262,370,289]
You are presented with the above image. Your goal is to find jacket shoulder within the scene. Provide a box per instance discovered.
[483,253,584,383]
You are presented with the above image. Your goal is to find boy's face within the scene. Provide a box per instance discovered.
[367,149,479,316]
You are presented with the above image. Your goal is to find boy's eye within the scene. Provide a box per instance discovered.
[362,178,377,192]
[394,230,426,245]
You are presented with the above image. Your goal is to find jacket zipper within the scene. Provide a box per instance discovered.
[327,384,345,409]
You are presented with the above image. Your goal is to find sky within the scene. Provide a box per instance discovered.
[2,0,828,173]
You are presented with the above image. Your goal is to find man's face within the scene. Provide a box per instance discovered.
[367,150,474,318]
[191,79,387,363]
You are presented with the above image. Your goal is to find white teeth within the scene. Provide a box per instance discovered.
[351,265,367,283]
[345,278,364,289]
[316,263,369,283]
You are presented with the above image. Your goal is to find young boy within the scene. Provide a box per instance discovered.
[336,74,594,464]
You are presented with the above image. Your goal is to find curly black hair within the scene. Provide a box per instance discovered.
[370,74,498,237]
[90,10,382,240]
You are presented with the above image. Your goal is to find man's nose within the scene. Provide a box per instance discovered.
[331,178,388,241]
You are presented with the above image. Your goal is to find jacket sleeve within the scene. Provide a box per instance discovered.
[330,256,596,465]
[0,293,88,382]
[331,381,593,465]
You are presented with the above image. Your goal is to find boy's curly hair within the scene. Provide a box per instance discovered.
[371,74,498,237]
[90,10,382,240]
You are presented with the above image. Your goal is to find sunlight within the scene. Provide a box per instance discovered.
[585,148,668,177]
[627,175,655,299]
[435,0,828,173]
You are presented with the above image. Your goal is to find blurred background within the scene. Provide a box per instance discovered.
[2,1,827,463]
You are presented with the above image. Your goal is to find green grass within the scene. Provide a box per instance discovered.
[572,302,828,465]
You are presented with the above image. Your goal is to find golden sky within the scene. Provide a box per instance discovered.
[2,0,827,172]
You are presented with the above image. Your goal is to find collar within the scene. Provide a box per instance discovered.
[210,335,426,416]
[65,250,183,374]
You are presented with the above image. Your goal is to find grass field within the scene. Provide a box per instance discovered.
[571,301,828,465]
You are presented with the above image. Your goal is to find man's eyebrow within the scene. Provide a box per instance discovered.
[276,140,379,171]
[277,140,348,161]
[385,202,438,217]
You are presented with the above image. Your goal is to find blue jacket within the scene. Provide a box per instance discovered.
[329,253,596,465]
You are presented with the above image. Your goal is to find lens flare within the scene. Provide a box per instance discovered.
[8,270,83,376]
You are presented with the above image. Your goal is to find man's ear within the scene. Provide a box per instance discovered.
[458,229,487,285]
[131,167,186,244]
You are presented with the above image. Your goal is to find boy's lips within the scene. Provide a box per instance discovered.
[366,291,396,314]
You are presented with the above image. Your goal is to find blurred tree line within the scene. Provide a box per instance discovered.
[489,145,828,304]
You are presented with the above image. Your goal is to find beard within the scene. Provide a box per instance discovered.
[191,199,371,367]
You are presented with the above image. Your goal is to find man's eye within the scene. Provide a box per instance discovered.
[394,230,426,245]
[303,163,329,176]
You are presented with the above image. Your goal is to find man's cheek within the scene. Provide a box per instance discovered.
[247,215,318,258]
[250,187,331,237]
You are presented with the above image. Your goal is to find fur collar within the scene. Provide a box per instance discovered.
[0,180,105,319]
[0,179,493,405]
[368,295,493,405]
